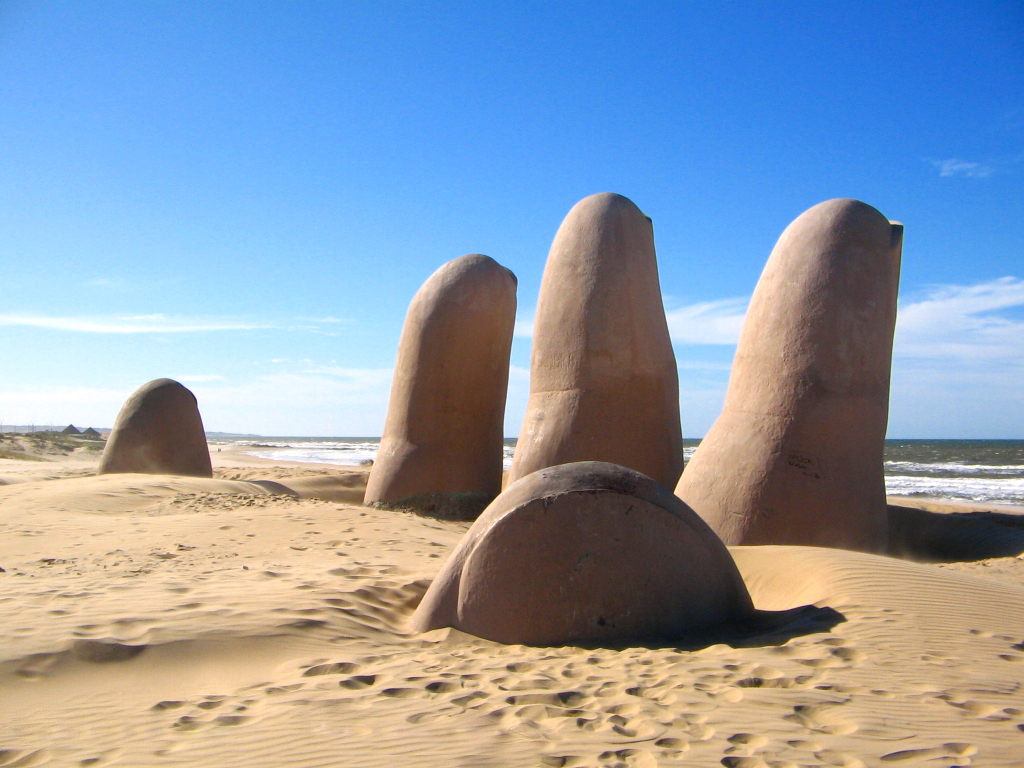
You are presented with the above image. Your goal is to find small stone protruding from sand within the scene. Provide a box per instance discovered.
[99,378,213,478]
[364,254,517,519]
[677,199,903,552]
[508,193,683,489]
[411,461,754,646]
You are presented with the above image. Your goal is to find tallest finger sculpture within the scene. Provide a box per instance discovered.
[508,193,683,489]
[676,199,903,552]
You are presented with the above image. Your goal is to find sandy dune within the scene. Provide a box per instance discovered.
[2,449,1024,767]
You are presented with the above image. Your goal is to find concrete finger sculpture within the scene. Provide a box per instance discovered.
[508,193,683,489]
[676,199,903,552]
[411,461,755,646]
[99,378,213,477]
[364,254,517,519]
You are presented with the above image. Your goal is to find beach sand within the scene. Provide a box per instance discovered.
[2,446,1023,767]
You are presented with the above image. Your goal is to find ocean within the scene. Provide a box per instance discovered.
[212,437,1024,506]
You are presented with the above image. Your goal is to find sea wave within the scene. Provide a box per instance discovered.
[236,440,518,469]
[235,440,697,472]
[215,436,1024,505]
[885,461,1024,477]
[885,475,1024,504]
[244,445,380,466]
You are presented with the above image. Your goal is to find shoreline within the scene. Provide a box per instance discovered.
[4,439,1024,512]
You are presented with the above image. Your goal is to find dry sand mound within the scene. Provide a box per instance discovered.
[2,461,1024,766]
[0,475,1021,765]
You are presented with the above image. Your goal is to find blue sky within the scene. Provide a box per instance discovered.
[1,0,1021,437]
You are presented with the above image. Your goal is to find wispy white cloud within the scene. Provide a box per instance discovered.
[502,278,1024,363]
[177,374,226,383]
[895,276,1024,361]
[659,278,1024,436]
[662,278,1024,360]
[299,316,352,325]
[665,297,748,345]
[677,360,733,371]
[0,313,352,335]
[0,313,273,334]
[0,385,127,426]
[196,364,532,437]
[294,365,395,384]
[190,368,395,435]
[503,364,531,435]
[513,308,535,338]
[929,158,995,178]
[0,367,397,434]
[513,299,749,346]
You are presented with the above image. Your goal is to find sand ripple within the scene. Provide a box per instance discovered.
[2,474,1024,766]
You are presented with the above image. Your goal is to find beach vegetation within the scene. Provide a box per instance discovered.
[0,431,106,460]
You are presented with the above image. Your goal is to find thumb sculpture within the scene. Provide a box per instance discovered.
[364,254,517,519]
[99,378,213,477]
[508,193,683,489]
[676,199,903,552]
[411,461,755,646]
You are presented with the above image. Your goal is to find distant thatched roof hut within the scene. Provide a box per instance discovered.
[61,424,82,435]
[81,427,101,439]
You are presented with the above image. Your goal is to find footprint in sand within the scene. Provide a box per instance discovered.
[424,680,460,693]
[879,742,977,763]
[720,757,771,768]
[264,683,304,695]
[539,756,580,767]
[77,747,122,766]
[338,674,377,689]
[171,715,204,732]
[783,703,858,735]
[71,639,147,663]
[302,661,358,676]
[811,749,866,768]
[709,687,745,703]
[738,674,813,689]
[380,687,419,698]
[597,748,659,767]
[797,646,864,668]
[212,714,250,726]
[727,733,770,750]
[448,691,488,708]
[949,699,1004,718]
[654,736,689,756]
[505,691,586,707]
[784,738,826,761]
[150,700,186,711]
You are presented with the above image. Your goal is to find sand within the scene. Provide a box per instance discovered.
[2,445,1024,767]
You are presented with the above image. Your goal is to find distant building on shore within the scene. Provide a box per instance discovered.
[81,427,102,440]
[61,424,82,435]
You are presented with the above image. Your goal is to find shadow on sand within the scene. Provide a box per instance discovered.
[887,504,1024,562]
[567,604,847,654]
